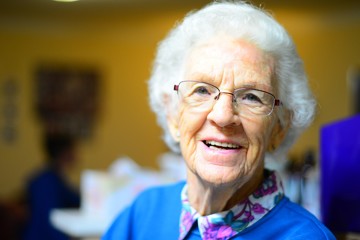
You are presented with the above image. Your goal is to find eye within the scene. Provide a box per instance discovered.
[235,89,265,106]
[242,93,262,103]
[193,86,211,95]
[179,81,217,102]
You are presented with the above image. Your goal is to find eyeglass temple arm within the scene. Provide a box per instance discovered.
[174,85,179,91]
[275,99,281,106]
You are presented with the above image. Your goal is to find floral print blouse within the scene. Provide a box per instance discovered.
[179,170,284,240]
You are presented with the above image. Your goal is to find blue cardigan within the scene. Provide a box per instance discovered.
[102,181,335,239]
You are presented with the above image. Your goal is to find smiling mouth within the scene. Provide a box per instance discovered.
[203,140,241,150]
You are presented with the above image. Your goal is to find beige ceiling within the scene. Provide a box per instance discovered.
[1,0,359,16]
[0,0,359,32]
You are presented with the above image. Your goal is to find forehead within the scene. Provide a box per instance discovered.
[184,36,275,90]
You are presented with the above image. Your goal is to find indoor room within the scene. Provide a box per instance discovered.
[0,0,359,239]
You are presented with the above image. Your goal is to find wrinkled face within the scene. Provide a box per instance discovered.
[169,36,280,187]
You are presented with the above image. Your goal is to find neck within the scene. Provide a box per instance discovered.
[187,167,264,216]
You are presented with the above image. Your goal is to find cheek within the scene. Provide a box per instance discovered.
[177,107,208,160]
[178,106,208,139]
[244,117,275,153]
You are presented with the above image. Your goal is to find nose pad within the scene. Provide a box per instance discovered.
[214,91,235,101]
[213,91,238,114]
[208,92,241,127]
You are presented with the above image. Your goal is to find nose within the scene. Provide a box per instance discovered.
[207,92,241,128]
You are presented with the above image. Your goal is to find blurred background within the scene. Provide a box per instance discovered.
[0,0,359,239]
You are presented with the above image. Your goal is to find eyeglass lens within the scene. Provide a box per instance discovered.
[175,81,277,116]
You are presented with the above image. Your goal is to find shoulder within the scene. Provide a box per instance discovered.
[280,198,328,229]
[135,180,185,203]
[102,181,185,240]
[242,197,336,239]
[27,169,61,191]
[281,198,336,239]
[129,181,185,222]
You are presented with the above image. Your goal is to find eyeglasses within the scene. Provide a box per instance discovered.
[174,80,281,116]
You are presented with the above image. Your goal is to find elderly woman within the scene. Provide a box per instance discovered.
[103,1,335,239]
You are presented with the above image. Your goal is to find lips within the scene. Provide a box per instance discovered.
[203,140,241,150]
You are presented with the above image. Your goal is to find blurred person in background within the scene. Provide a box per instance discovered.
[23,133,80,240]
[103,1,335,239]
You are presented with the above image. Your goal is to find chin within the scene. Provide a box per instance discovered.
[197,165,244,187]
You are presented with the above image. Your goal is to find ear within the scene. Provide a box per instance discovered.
[167,112,180,142]
[268,114,291,152]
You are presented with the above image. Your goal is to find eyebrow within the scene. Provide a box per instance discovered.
[237,83,273,92]
[185,72,274,92]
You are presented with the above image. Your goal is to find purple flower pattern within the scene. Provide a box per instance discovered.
[179,171,284,240]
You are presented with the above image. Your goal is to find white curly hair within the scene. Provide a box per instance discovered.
[148,1,316,160]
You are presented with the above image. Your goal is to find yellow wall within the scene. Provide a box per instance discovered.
[0,3,359,199]
[277,8,360,156]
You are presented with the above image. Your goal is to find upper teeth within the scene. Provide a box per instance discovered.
[206,140,240,149]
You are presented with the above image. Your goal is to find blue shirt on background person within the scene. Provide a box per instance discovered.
[23,133,80,240]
